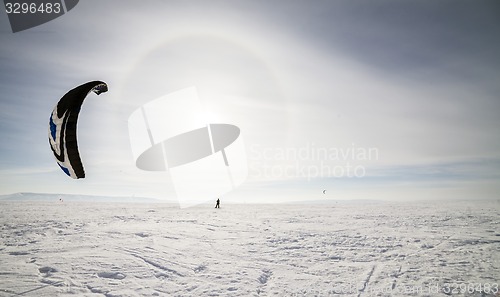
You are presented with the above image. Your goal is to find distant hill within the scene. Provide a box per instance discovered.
[0,192,172,203]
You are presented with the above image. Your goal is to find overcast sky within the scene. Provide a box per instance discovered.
[1,0,499,203]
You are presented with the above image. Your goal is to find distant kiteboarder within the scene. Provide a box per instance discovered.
[215,198,220,209]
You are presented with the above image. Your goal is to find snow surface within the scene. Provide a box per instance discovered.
[0,200,499,296]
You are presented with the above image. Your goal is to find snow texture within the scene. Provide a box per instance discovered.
[0,200,499,296]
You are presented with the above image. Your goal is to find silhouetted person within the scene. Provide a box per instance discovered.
[215,198,220,208]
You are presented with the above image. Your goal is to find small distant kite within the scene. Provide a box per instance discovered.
[48,81,108,179]
[323,190,326,194]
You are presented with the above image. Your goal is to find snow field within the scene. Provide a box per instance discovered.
[0,200,499,296]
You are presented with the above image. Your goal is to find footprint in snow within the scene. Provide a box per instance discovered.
[97,271,126,280]
[39,266,58,274]
[135,232,150,238]
[194,265,207,273]
[258,269,272,284]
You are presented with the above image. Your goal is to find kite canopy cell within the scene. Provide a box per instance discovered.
[48,81,108,179]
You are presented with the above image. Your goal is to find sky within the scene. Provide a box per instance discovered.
[1,0,499,203]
